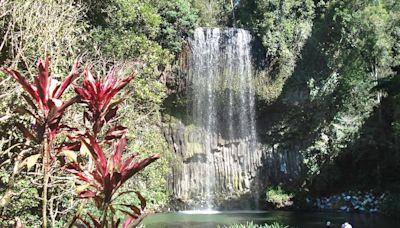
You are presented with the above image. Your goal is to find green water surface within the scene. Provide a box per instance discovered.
[142,210,400,228]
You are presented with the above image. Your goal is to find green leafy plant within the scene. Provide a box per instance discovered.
[266,186,294,208]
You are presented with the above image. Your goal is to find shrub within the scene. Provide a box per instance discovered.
[266,186,294,208]
[380,193,400,219]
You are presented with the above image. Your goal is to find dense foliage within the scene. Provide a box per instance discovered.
[236,0,315,102]
[254,0,400,194]
[0,0,198,226]
[265,186,293,208]
[1,0,400,225]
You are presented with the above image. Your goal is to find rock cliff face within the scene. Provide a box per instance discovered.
[163,28,303,209]
[164,116,303,209]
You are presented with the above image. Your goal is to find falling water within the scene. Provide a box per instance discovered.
[172,27,261,209]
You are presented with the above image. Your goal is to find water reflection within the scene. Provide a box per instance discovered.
[143,210,400,228]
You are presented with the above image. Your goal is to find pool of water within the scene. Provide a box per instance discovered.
[142,210,400,227]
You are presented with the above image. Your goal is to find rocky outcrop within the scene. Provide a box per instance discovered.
[163,114,303,209]
[308,191,386,213]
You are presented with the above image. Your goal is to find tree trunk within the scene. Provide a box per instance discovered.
[101,204,109,228]
[42,133,50,228]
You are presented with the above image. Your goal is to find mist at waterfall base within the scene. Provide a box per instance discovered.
[171,27,264,210]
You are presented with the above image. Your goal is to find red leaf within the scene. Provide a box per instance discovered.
[81,134,108,176]
[120,153,138,173]
[111,134,126,170]
[59,125,84,140]
[104,106,118,122]
[79,190,96,198]
[121,212,145,228]
[47,99,62,122]
[84,67,97,95]
[120,209,138,219]
[77,217,93,228]
[15,123,36,141]
[74,68,134,135]
[135,191,146,211]
[123,203,141,215]
[53,59,80,99]
[74,86,91,101]
[48,96,79,124]
[64,163,91,183]
[120,154,160,185]
[3,69,40,103]
[15,106,38,120]
[100,68,117,100]
[36,58,50,104]
[58,142,80,152]
[115,75,135,95]
[88,213,101,228]
[21,94,38,112]
[103,173,113,203]
[105,125,127,141]
[34,77,46,107]
[104,75,134,107]
[119,153,137,173]
[107,172,121,196]
[92,170,103,185]
[121,214,136,228]
[63,162,82,172]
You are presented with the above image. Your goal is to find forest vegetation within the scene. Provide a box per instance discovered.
[0,0,399,226]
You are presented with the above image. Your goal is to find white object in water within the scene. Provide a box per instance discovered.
[341,222,352,228]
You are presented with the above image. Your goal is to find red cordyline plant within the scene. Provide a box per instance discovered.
[74,67,134,136]
[3,57,79,142]
[64,68,160,227]
[2,57,80,228]
[66,133,159,227]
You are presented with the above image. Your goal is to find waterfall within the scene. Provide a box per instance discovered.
[171,27,262,209]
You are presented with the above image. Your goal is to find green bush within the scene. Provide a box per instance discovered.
[266,186,294,208]
[380,193,400,219]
